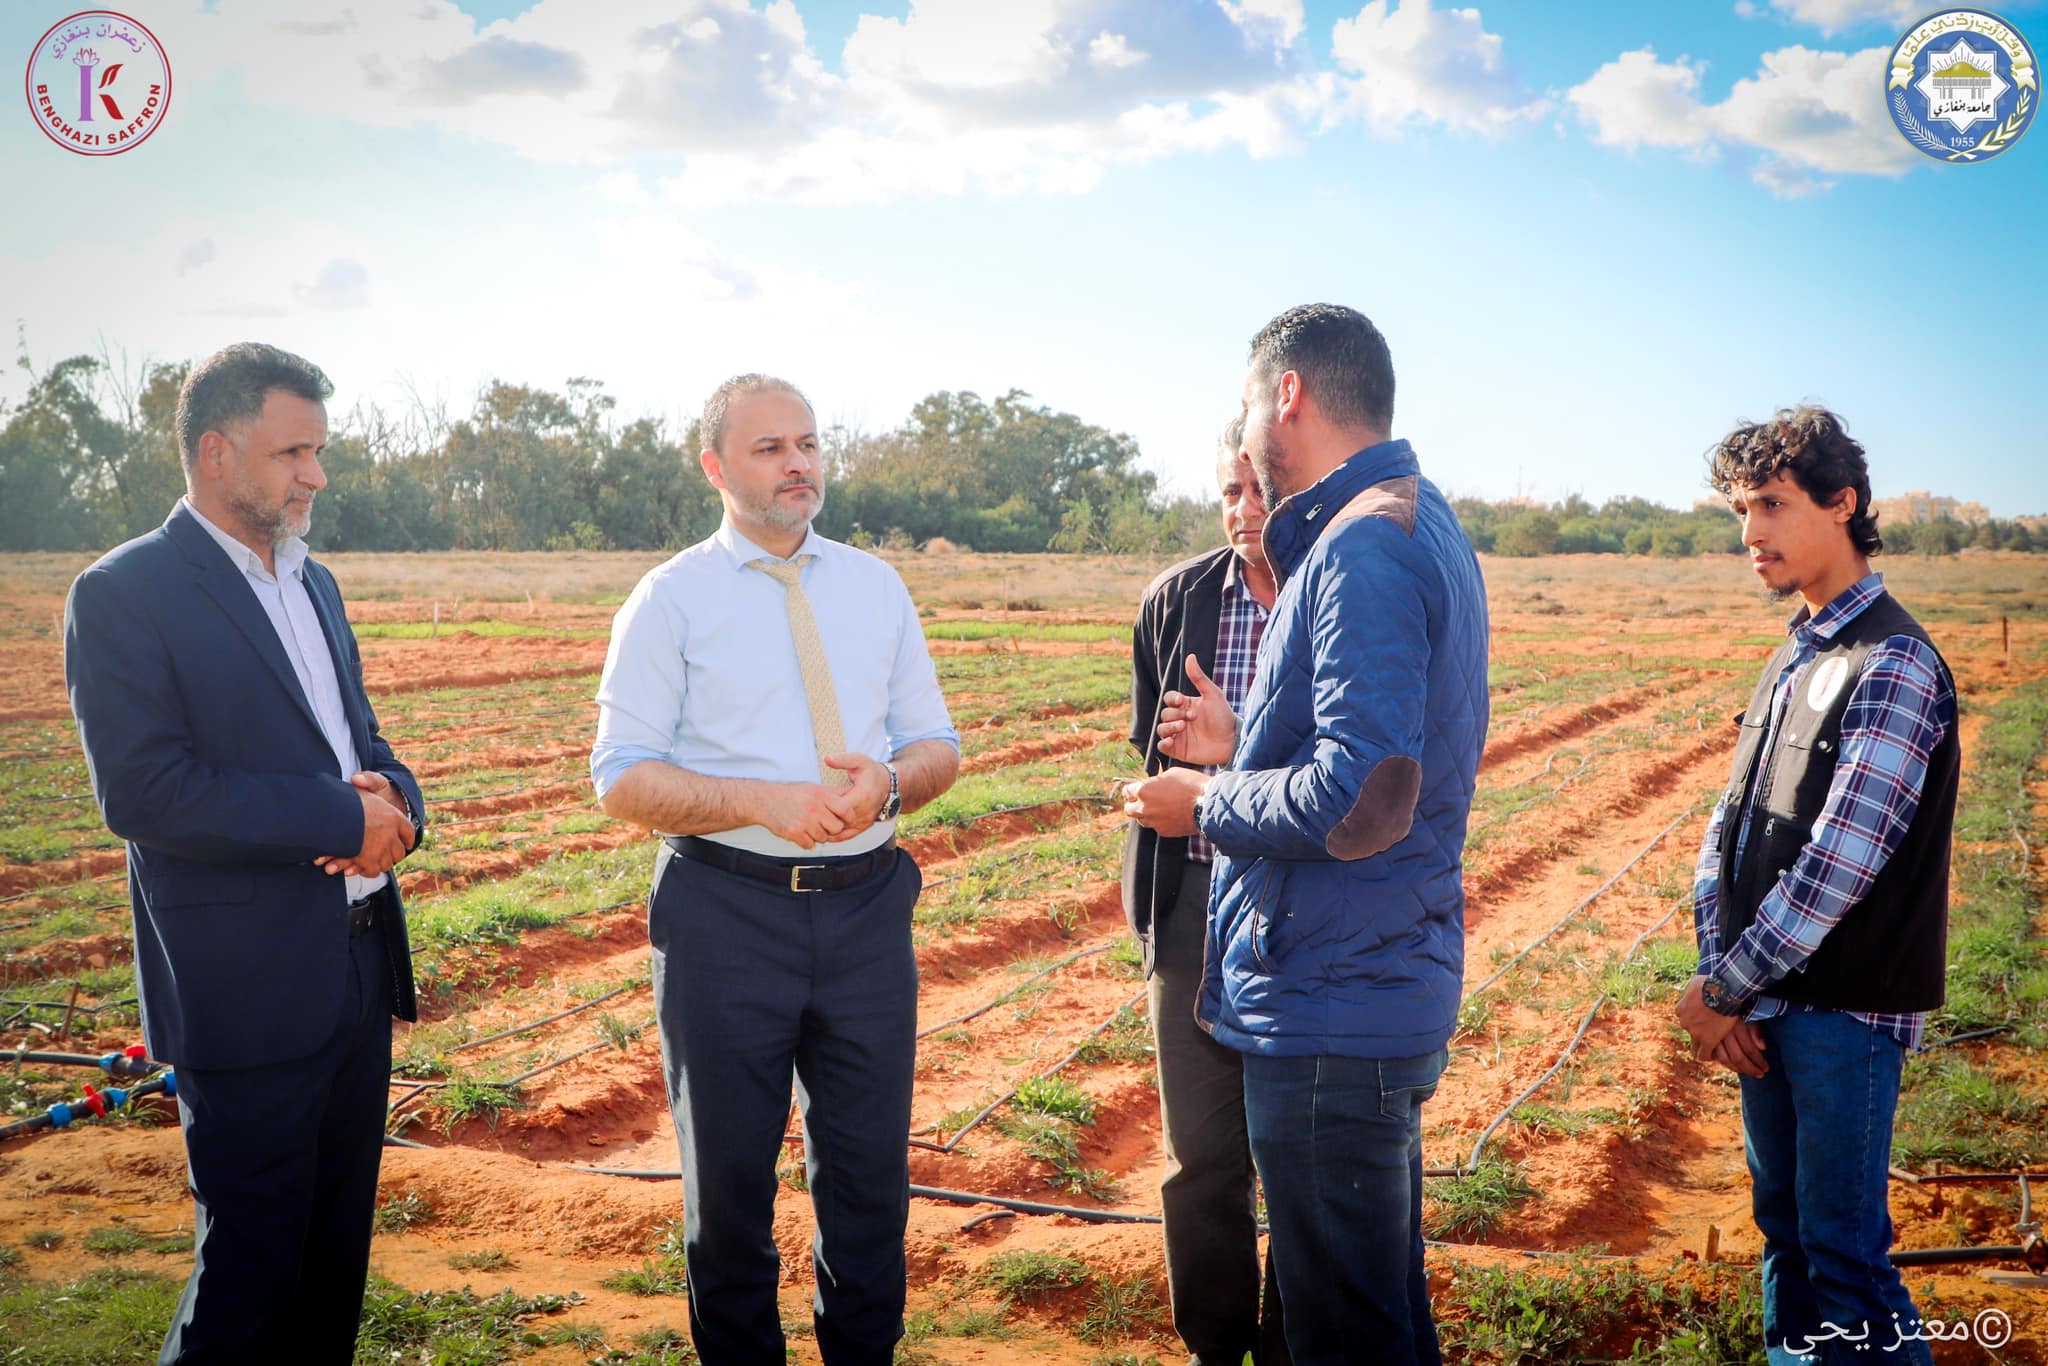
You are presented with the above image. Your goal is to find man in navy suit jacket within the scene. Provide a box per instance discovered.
[64,342,423,1364]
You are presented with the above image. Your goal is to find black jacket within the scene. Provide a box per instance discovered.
[1121,546,1233,975]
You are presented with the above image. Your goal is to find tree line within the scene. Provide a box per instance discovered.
[2,349,2037,557]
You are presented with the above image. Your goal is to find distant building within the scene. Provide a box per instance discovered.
[1872,491,1991,527]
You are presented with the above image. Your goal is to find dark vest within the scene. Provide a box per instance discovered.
[1715,592,1957,1012]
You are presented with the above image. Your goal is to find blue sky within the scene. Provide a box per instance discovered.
[5,0,2044,514]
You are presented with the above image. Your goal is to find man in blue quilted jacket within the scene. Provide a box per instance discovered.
[1134,303,1489,1365]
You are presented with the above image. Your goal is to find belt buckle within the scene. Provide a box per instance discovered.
[789,864,825,893]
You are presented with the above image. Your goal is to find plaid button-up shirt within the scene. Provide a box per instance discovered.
[1188,556,1270,864]
[1692,573,1954,1050]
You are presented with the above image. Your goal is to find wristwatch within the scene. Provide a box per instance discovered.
[1699,975,1746,1017]
[878,764,902,821]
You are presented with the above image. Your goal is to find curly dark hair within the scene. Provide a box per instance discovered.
[1706,406,1882,556]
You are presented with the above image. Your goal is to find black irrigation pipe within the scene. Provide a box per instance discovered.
[1463,806,1698,1001]
[569,1164,1165,1226]
[930,987,1147,1153]
[1434,899,1690,1180]
[0,871,126,906]
[1922,1024,2016,1050]
[0,901,129,933]
[915,944,1114,1040]
[5,1048,161,1078]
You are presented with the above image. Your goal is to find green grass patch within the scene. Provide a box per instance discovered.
[1077,1006,1155,1066]
[448,1248,513,1272]
[1897,680,2048,1167]
[1011,1075,1097,1125]
[1439,1255,1766,1366]
[434,1073,521,1133]
[373,1189,436,1235]
[977,1249,1092,1305]
[1424,1157,1539,1240]
[1599,937,1699,1007]
[924,620,1123,644]
[1078,1273,1166,1344]
[602,1255,689,1297]
[0,1267,183,1363]
[354,1276,582,1363]
[352,618,605,639]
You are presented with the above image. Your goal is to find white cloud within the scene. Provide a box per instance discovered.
[1089,32,1147,70]
[1715,45,1913,175]
[176,238,216,276]
[131,0,1323,205]
[1568,48,1713,150]
[1759,0,1918,37]
[1328,0,1549,137]
[298,259,371,311]
[1567,42,1915,192]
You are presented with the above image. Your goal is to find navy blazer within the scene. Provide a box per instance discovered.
[64,503,420,1071]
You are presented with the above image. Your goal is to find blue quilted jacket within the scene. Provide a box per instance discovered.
[1196,439,1489,1058]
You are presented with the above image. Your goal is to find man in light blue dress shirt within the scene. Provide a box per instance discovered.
[591,374,958,1365]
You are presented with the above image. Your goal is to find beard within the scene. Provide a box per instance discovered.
[737,478,824,532]
[223,478,311,545]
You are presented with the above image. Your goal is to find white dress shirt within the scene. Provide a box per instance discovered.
[590,518,958,857]
[185,499,387,900]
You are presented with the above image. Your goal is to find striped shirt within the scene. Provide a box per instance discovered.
[1188,556,1270,864]
[1691,573,1954,1050]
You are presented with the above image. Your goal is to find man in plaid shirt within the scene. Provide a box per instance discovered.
[1121,417,1285,1365]
[1677,407,1957,1366]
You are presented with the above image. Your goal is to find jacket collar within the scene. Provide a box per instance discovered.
[1260,438,1419,580]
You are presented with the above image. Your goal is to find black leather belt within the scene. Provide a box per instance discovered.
[664,835,896,893]
[346,890,382,938]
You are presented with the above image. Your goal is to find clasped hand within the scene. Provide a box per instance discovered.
[1674,975,1770,1079]
[314,772,416,879]
[757,752,892,850]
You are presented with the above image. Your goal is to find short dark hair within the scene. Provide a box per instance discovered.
[1247,303,1395,432]
[1707,406,1881,556]
[701,373,811,457]
[176,343,332,470]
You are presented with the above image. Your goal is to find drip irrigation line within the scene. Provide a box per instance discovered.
[915,944,1115,1040]
[1922,1024,2015,1050]
[0,872,126,906]
[570,1164,1165,1226]
[1440,899,1689,1180]
[0,900,131,931]
[444,985,638,1056]
[1464,807,1697,1002]
[931,987,1146,1153]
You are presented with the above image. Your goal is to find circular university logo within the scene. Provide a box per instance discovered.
[1887,9,2036,162]
[24,10,171,155]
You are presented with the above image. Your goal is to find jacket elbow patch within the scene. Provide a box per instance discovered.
[1325,756,1422,860]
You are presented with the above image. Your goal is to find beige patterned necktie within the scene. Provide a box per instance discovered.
[750,556,850,788]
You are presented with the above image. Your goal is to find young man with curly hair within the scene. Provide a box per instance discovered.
[1677,406,1956,1366]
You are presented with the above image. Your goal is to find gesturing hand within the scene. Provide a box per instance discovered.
[1157,654,1237,766]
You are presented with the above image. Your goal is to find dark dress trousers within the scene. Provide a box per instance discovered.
[64,502,420,1365]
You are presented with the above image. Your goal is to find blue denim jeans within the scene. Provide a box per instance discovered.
[1740,1011,1932,1366]
[1243,1049,1447,1366]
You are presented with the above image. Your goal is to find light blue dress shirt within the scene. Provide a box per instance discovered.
[184,499,387,901]
[590,518,958,857]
